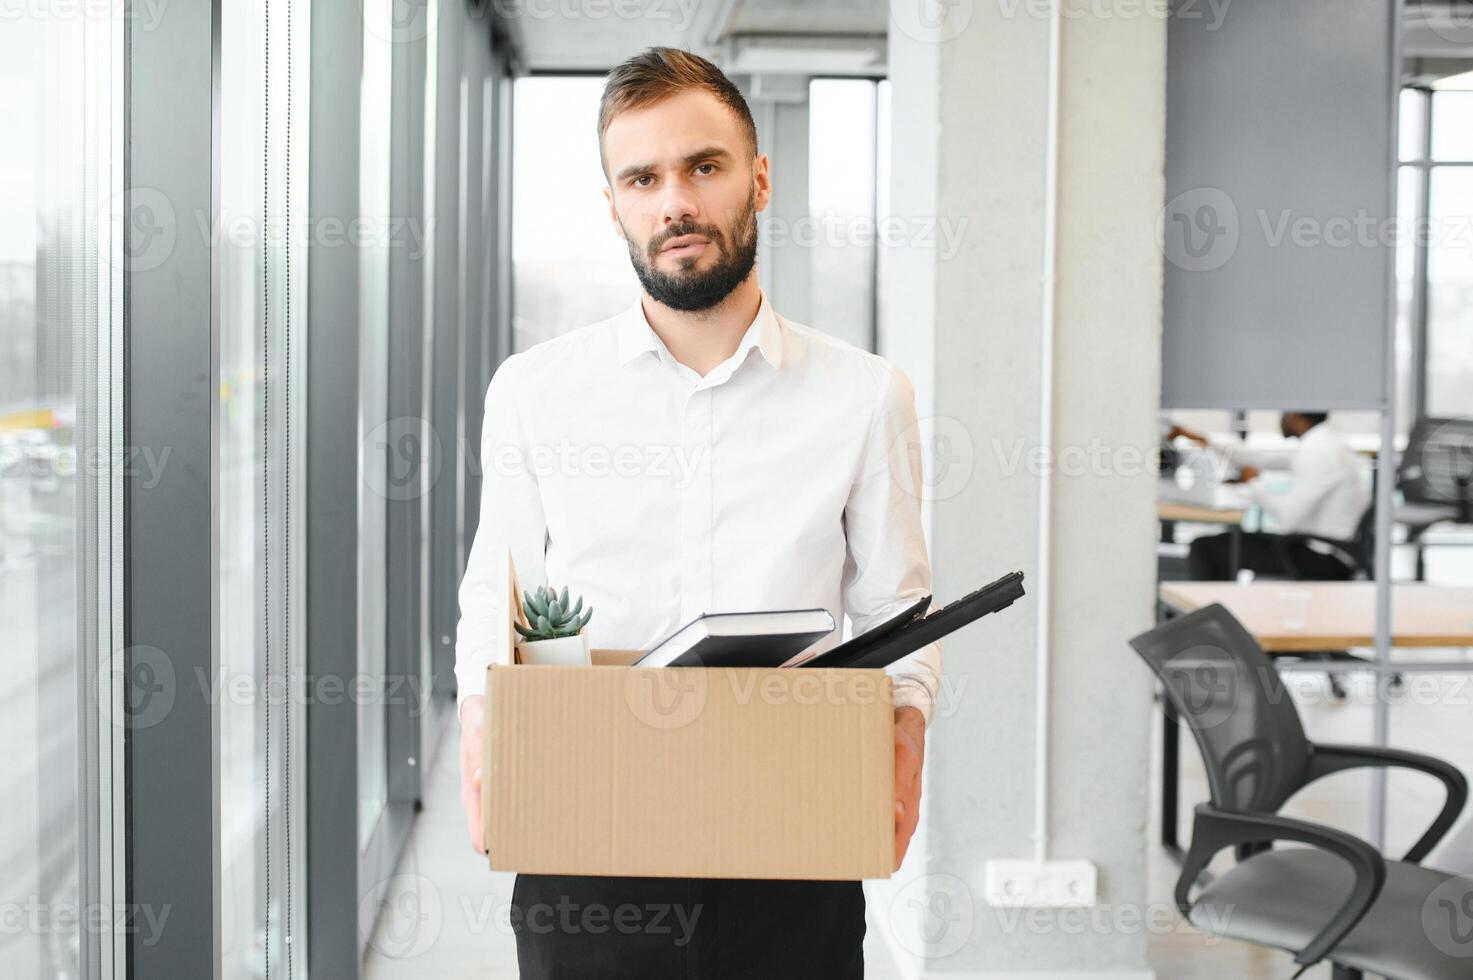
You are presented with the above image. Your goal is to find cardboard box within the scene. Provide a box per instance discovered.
[481,551,895,880]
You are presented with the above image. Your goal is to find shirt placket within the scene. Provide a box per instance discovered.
[679,385,715,623]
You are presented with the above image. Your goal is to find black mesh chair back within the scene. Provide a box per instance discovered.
[1129,604,1312,813]
[1399,416,1473,517]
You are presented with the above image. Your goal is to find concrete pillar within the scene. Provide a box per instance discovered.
[873,2,1165,976]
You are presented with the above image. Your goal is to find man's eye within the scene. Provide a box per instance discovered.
[632,175,653,187]
[695,163,716,175]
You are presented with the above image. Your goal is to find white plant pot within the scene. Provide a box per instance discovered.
[517,632,591,667]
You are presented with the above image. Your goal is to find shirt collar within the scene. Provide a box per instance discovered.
[616,291,783,371]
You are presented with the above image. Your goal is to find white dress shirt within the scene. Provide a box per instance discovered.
[1213,422,1369,541]
[455,289,942,723]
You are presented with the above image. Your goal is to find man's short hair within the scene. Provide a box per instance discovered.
[1294,411,1329,428]
[598,47,758,171]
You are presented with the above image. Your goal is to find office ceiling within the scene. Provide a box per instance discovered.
[502,0,888,74]
[501,0,1473,77]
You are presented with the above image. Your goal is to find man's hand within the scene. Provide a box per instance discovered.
[893,705,926,870]
[460,695,485,853]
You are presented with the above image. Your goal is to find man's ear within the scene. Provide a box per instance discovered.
[602,185,627,241]
[752,152,772,214]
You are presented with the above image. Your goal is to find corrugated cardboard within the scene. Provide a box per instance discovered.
[481,550,895,880]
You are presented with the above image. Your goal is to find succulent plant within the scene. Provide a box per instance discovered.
[515,584,593,641]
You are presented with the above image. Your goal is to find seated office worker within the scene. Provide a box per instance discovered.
[455,48,940,978]
[1171,412,1370,581]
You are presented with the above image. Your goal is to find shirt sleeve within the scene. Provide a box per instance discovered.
[1209,439,1293,473]
[840,364,942,726]
[1249,436,1343,535]
[455,356,548,713]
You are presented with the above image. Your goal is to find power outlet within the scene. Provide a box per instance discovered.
[983,859,1098,908]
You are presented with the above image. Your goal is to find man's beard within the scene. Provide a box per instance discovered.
[628,194,758,312]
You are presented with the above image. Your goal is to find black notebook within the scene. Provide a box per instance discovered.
[632,608,837,668]
[796,571,1026,670]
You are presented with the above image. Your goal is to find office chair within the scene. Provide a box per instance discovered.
[1130,604,1471,979]
[1398,416,1473,580]
[1267,506,1403,700]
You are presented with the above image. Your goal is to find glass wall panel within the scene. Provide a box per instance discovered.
[0,5,122,977]
[218,0,308,976]
[358,0,393,854]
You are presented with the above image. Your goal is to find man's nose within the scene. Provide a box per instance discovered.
[657,181,699,228]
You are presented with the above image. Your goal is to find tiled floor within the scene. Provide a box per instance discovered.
[362,721,904,978]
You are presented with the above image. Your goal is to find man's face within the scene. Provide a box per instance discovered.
[602,89,770,311]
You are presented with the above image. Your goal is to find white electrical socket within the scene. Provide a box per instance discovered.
[983,859,1098,908]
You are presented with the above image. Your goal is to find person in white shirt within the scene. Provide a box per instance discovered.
[1170,412,1370,580]
[456,47,938,977]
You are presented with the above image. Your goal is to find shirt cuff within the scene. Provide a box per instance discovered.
[887,644,940,727]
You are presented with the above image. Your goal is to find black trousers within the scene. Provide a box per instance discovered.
[510,873,865,979]
[1187,531,1354,582]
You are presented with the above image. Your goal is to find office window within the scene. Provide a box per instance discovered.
[217,0,308,975]
[358,0,393,852]
[0,6,124,977]
[808,78,882,351]
[1424,91,1473,417]
[511,76,638,351]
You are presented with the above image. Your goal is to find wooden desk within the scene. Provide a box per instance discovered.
[1158,582,1473,652]
[1156,501,1246,526]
